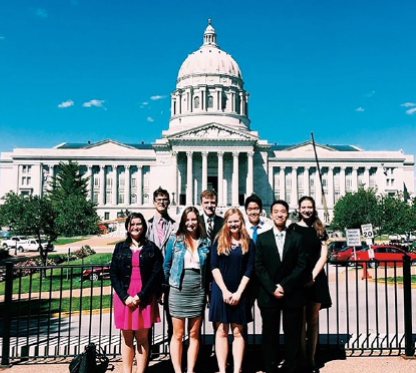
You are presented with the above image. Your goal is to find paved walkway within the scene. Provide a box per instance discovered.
[1,355,416,373]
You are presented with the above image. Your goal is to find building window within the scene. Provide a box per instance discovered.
[94,176,100,187]
[131,177,136,188]
[106,190,112,204]
[118,193,124,204]
[207,95,213,108]
[104,212,110,220]
[194,96,200,109]
[22,165,32,174]
[93,192,99,204]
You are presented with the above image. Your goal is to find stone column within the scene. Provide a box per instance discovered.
[340,167,346,196]
[87,166,93,201]
[124,165,130,206]
[327,167,334,208]
[172,152,178,204]
[364,167,370,188]
[186,151,193,205]
[217,151,224,206]
[291,167,298,206]
[100,165,105,205]
[315,169,322,208]
[304,166,310,196]
[232,151,239,206]
[279,167,286,201]
[202,151,208,192]
[352,166,358,191]
[137,166,143,205]
[112,165,118,205]
[246,151,254,197]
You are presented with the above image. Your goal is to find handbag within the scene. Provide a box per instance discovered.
[69,343,109,373]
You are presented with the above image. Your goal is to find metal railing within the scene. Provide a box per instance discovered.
[1,257,415,365]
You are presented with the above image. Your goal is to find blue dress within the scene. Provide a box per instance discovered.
[209,240,255,324]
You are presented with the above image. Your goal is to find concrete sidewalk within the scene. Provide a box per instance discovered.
[1,355,415,373]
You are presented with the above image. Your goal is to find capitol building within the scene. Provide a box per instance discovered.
[0,21,414,221]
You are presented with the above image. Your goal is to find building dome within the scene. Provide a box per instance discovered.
[167,20,250,134]
[177,20,242,82]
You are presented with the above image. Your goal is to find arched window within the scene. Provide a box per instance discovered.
[207,95,213,108]
[194,96,200,109]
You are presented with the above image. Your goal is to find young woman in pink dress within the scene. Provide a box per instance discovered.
[110,212,164,373]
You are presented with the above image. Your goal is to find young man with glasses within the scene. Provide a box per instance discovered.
[146,187,178,343]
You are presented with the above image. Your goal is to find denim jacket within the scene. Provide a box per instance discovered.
[163,235,210,290]
[110,239,163,306]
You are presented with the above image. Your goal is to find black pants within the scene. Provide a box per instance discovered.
[259,305,303,373]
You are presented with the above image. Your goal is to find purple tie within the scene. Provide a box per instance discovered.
[157,219,165,245]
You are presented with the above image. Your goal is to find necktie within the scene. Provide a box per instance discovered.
[251,225,258,243]
[207,218,213,239]
[277,232,284,258]
[157,219,165,246]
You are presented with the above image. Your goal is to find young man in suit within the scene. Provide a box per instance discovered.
[199,189,224,242]
[146,187,178,343]
[255,200,307,373]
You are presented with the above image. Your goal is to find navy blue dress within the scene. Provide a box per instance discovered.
[209,240,255,324]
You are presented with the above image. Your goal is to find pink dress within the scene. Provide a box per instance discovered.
[113,249,160,330]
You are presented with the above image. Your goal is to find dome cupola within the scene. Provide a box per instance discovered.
[168,20,250,134]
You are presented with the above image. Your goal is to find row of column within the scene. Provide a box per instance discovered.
[40,164,144,207]
[277,165,376,208]
[181,150,254,206]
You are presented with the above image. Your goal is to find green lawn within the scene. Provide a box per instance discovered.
[383,275,416,283]
[53,236,92,245]
[0,253,113,294]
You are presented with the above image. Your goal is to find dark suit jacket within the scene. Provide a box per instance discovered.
[199,214,224,242]
[255,228,307,308]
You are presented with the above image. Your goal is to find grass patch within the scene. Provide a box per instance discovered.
[0,253,113,294]
[0,294,113,316]
[382,275,416,283]
[53,236,91,245]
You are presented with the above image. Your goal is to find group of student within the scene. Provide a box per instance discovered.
[109,187,331,373]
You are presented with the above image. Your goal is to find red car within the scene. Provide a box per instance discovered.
[82,262,111,281]
[351,245,416,268]
[329,243,368,266]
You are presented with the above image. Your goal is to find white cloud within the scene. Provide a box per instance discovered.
[35,8,48,18]
[58,100,74,108]
[150,95,166,100]
[364,90,375,98]
[147,116,154,122]
[355,107,365,112]
[82,99,106,109]
[401,102,416,108]
[405,107,416,115]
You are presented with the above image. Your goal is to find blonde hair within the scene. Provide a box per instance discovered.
[217,208,250,255]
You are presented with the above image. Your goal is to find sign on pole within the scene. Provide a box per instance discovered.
[361,223,374,246]
[346,229,361,247]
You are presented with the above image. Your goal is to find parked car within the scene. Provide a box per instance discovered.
[351,245,416,268]
[1,236,29,249]
[329,242,369,265]
[82,263,111,281]
[17,239,54,252]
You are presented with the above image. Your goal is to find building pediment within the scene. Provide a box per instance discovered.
[83,139,138,151]
[167,123,257,142]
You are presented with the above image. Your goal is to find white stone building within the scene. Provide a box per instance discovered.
[0,21,414,221]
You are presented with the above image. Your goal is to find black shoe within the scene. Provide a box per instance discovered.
[309,363,320,373]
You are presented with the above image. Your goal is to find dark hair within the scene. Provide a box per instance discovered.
[176,206,206,246]
[270,199,289,213]
[244,194,263,211]
[153,187,170,201]
[200,189,217,201]
[297,196,325,237]
[125,212,147,244]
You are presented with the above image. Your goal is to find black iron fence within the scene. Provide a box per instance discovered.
[1,257,415,365]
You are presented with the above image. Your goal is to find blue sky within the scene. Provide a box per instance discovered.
[1,0,416,159]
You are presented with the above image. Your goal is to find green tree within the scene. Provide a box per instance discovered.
[48,161,99,236]
[332,187,381,233]
[0,192,58,264]
[379,193,416,241]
